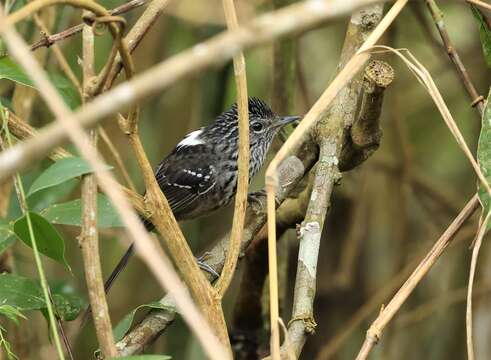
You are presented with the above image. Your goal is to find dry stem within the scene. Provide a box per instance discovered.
[30,0,147,51]
[425,0,485,115]
[215,0,250,298]
[466,212,490,360]
[79,17,118,357]
[355,195,479,360]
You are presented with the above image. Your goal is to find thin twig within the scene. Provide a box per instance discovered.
[1,105,66,360]
[32,13,82,95]
[425,0,485,115]
[4,110,145,211]
[215,0,250,298]
[79,16,118,357]
[103,0,173,89]
[30,0,148,51]
[0,9,228,359]
[355,195,479,360]
[466,0,491,12]
[466,212,490,360]
[98,125,137,192]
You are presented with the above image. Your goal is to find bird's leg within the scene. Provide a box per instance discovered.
[247,189,280,209]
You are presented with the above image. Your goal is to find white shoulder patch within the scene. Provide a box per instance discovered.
[177,129,204,148]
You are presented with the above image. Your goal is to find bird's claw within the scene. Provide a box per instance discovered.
[248,189,280,209]
[196,255,219,278]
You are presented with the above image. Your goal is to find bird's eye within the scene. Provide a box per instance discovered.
[251,122,264,132]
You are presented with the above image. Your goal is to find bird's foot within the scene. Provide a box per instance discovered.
[247,189,280,210]
[196,254,219,279]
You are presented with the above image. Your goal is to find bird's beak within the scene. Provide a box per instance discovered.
[274,115,301,128]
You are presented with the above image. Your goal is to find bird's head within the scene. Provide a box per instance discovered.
[212,97,300,151]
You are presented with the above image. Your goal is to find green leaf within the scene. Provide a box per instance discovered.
[0,273,45,311]
[0,57,33,87]
[28,178,78,213]
[51,293,84,321]
[0,274,85,321]
[13,212,70,270]
[42,194,123,228]
[49,72,81,110]
[477,88,491,224]
[0,57,81,109]
[0,222,16,254]
[28,157,111,197]
[0,305,27,325]
[113,301,175,342]
[110,356,171,360]
[49,281,86,321]
[471,5,491,68]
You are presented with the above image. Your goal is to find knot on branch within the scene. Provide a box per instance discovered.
[82,14,127,36]
[38,31,53,49]
[340,60,394,171]
[288,314,317,335]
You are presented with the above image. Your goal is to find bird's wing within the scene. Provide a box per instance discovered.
[155,161,216,217]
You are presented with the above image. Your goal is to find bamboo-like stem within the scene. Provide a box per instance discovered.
[30,0,147,51]
[102,0,172,89]
[466,0,491,12]
[0,0,385,182]
[0,10,227,360]
[466,212,490,360]
[0,107,65,360]
[425,0,485,115]
[79,16,118,358]
[215,0,250,299]
[4,0,135,82]
[355,195,479,360]
[98,125,137,192]
[316,224,478,360]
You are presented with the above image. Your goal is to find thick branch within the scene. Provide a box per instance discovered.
[283,5,385,358]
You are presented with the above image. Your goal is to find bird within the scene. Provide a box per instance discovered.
[103,97,300,295]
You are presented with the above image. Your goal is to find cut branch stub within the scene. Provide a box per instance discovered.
[351,59,394,149]
[340,59,394,170]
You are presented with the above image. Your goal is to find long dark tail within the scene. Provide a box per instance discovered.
[81,216,154,324]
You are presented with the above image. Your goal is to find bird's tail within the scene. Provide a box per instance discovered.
[81,216,155,325]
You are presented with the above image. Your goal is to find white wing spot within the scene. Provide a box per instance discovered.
[177,129,204,148]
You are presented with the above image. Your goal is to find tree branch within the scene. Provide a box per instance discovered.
[79,16,118,357]
[214,0,250,298]
[30,0,148,51]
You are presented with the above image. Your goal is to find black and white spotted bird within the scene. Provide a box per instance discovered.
[103,97,300,293]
